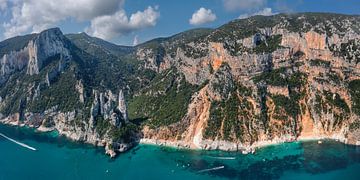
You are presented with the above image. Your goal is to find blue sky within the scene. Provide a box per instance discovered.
[0,0,359,46]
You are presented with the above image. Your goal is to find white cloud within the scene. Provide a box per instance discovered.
[223,0,266,11]
[133,35,139,46]
[0,0,7,11]
[2,0,160,41]
[85,6,160,40]
[189,7,216,26]
[238,7,276,19]
[3,0,123,38]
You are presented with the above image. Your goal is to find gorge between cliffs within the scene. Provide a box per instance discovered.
[1,12,360,157]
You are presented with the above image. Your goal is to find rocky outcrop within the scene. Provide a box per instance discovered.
[26,28,71,75]
[1,13,360,157]
[75,80,85,103]
[136,48,166,72]
[139,14,360,152]
[118,90,128,123]
[89,90,128,128]
[0,49,28,84]
[207,63,234,100]
[0,27,71,87]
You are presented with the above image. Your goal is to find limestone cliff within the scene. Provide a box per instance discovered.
[1,13,360,156]
[136,13,360,151]
[26,28,70,75]
[0,28,134,157]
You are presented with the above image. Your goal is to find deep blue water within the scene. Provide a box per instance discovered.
[1,124,360,180]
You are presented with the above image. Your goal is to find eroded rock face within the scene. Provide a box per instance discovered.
[1,13,360,156]
[75,80,85,103]
[0,49,28,83]
[0,27,71,87]
[0,27,135,158]
[207,63,234,100]
[138,14,360,151]
[136,48,166,72]
[89,90,128,128]
[118,90,128,123]
[26,28,71,75]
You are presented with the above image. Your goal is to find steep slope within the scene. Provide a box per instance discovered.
[134,13,360,151]
[1,12,360,157]
[0,28,141,157]
[66,32,134,57]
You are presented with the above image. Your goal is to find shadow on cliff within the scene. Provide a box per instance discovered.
[131,117,148,126]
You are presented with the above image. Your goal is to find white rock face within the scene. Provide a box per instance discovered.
[89,90,100,128]
[89,89,128,128]
[136,48,161,72]
[75,80,85,103]
[26,28,70,75]
[118,90,128,123]
[0,28,71,83]
[0,49,29,83]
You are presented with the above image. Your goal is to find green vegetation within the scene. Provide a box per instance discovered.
[66,32,134,57]
[67,35,156,96]
[94,114,139,143]
[252,66,307,124]
[222,92,243,141]
[109,123,138,143]
[138,28,212,59]
[128,69,197,128]
[237,84,252,96]
[95,115,111,137]
[314,93,324,115]
[258,86,269,128]
[0,56,79,115]
[0,34,36,57]
[309,59,331,67]
[324,91,350,113]
[327,72,342,84]
[294,51,305,58]
[223,41,247,56]
[253,67,307,87]
[204,82,254,141]
[253,35,282,54]
[349,121,360,131]
[271,94,300,120]
[181,44,209,59]
[284,12,350,35]
[203,101,223,139]
[253,67,287,86]
[208,15,278,42]
[1,12,359,149]
[207,13,355,55]
[207,15,281,56]
[28,63,79,113]
[314,90,350,126]
[349,80,360,115]
[331,40,360,64]
[0,71,27,115]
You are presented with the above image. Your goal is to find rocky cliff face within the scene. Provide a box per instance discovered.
[136,13,360,151]
[1,13,360,156]
[0,28,134,157]
[26,28,71,75]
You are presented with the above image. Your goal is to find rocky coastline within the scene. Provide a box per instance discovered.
[139,134,358,155]
[1,13,360,158]
[0,116,132,158]
[1,116,360,158]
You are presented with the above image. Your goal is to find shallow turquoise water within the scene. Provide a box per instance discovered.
[1,124,360,180]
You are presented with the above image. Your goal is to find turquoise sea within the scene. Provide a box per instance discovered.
[1,124,360,180]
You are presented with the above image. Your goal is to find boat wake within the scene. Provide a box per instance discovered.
[197,166,225,173]
[208,156,236,160]
[0,132,37,151]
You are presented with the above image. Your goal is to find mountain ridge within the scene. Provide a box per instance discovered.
[0,12,360,157]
